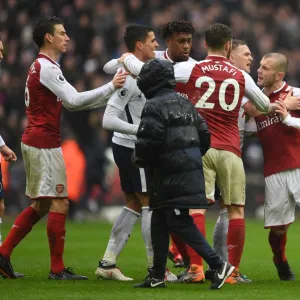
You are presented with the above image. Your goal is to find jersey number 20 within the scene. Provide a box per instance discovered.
[195,76,240,111]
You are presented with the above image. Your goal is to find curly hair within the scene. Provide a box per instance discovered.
[161,20,195,40]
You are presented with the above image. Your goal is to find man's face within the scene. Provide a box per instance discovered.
[48,24,70,53]
[230,45,253,73]
[166,33,192,62]
[141,31,159,61]
[0,41,4,61]
[257,57,277,87]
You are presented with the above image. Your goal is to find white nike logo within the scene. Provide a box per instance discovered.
[217,263,227,279]
[150,281,163,287]
[12,225,19,229]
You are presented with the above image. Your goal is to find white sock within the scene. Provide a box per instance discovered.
[101,206,140,267]
[212,209,229,261]
[141,206,153,268]
[0,217,2,246]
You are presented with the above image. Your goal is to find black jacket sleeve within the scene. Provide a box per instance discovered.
[133,100,165,167]
[195,111,211,156]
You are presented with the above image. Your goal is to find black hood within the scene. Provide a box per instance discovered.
[137,59,176,99]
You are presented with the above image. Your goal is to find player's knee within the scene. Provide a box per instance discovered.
[51,198,69,214]
[31,199,52,216]
[227,205,244,219]
[124,193,142,213]
[189,209,206,215]
[0,200,5,214]
[271,226,287,236]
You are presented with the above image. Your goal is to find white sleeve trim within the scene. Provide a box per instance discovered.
[282,113,300,129]
[243,70,271,113]
[103,59,123,74]
[102,104,139,135]
[0,135,5,147]
[39,63,116,111]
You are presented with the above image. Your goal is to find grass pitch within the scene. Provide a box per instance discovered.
[1,213,299,300]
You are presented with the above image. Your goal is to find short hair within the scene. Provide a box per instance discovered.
[205,23,232,50]
[161,20,195,40]
[32,16,64,48]
[263,53,288,73]
[124,24,154,52]
[232,39,246,51]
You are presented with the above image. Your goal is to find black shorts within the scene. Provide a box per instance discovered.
[112,143,149,193]
[0,164,4,199]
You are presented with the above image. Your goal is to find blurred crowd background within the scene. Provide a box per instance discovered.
[0,0,300,220]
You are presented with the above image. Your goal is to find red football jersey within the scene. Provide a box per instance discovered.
[255,83,300,177]
[22,54,63,148]
[174,55,246,156]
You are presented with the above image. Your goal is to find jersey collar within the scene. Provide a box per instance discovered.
[38,53,60,67]
[262,82,288,96]
[205,55,229,62]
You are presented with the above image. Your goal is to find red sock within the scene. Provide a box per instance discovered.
[227,218,245,269]
[186,213,206,266]
[268,230,287,264]
[47,212,66,274]
[169,232,189,261]
[0,207,40,258]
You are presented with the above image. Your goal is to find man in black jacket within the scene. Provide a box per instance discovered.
[133,58,234,290]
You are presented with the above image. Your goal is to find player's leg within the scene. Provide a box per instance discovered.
[266,169,299,281]
[136,191,177,282]
[212,191,228,261]
[165,208,234,290]
[96,143,141,280]
[178,208,206,283]
[180,148,218,284]
[0,199,4,246]
[168,233,187,267]
[216,150,249,284]
[0,199,48,278]
[134,208,168,288]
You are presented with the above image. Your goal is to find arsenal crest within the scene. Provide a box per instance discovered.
[56,184,64,194]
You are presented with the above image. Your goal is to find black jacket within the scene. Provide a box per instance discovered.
[134,59,211,209]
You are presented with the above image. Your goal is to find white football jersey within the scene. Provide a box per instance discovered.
[107,67,146,149]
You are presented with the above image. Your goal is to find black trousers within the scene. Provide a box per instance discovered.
[151,208,223,279]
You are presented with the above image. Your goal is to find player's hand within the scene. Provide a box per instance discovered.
[117,53,132,64]
[283,88,300,111]
[0,145,17,162]
[274,100,289,120]
[112,70,129,89]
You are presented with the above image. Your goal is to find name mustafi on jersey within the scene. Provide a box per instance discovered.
[201,64,238,76]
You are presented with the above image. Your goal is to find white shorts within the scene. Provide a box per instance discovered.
[264,169,300,228]
[21,143,68,199]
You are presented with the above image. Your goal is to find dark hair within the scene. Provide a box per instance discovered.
[161,20,195,40]
[32,16,64,48]
[124,24,154,52]
[205,23,232,50]
[232,39,246,51]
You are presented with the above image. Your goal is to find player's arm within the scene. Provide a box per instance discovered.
[103,57,126,74]
[194,111,210,156]
[40,64,126,111]
[0,136,17,162]
[133,101,165,168]
[283,88,300,111]
[123,54,144,76]
[102,77,139,135]
[243,71,272,113]
[275,100,300,129]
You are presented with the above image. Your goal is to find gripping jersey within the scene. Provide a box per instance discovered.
[108,67,146,149]
[22,54,63,148]
[174,55,246,156]
[255,83,300,177]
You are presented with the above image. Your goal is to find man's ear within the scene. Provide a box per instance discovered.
[45,33,53,44]
[136,41,143,51]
